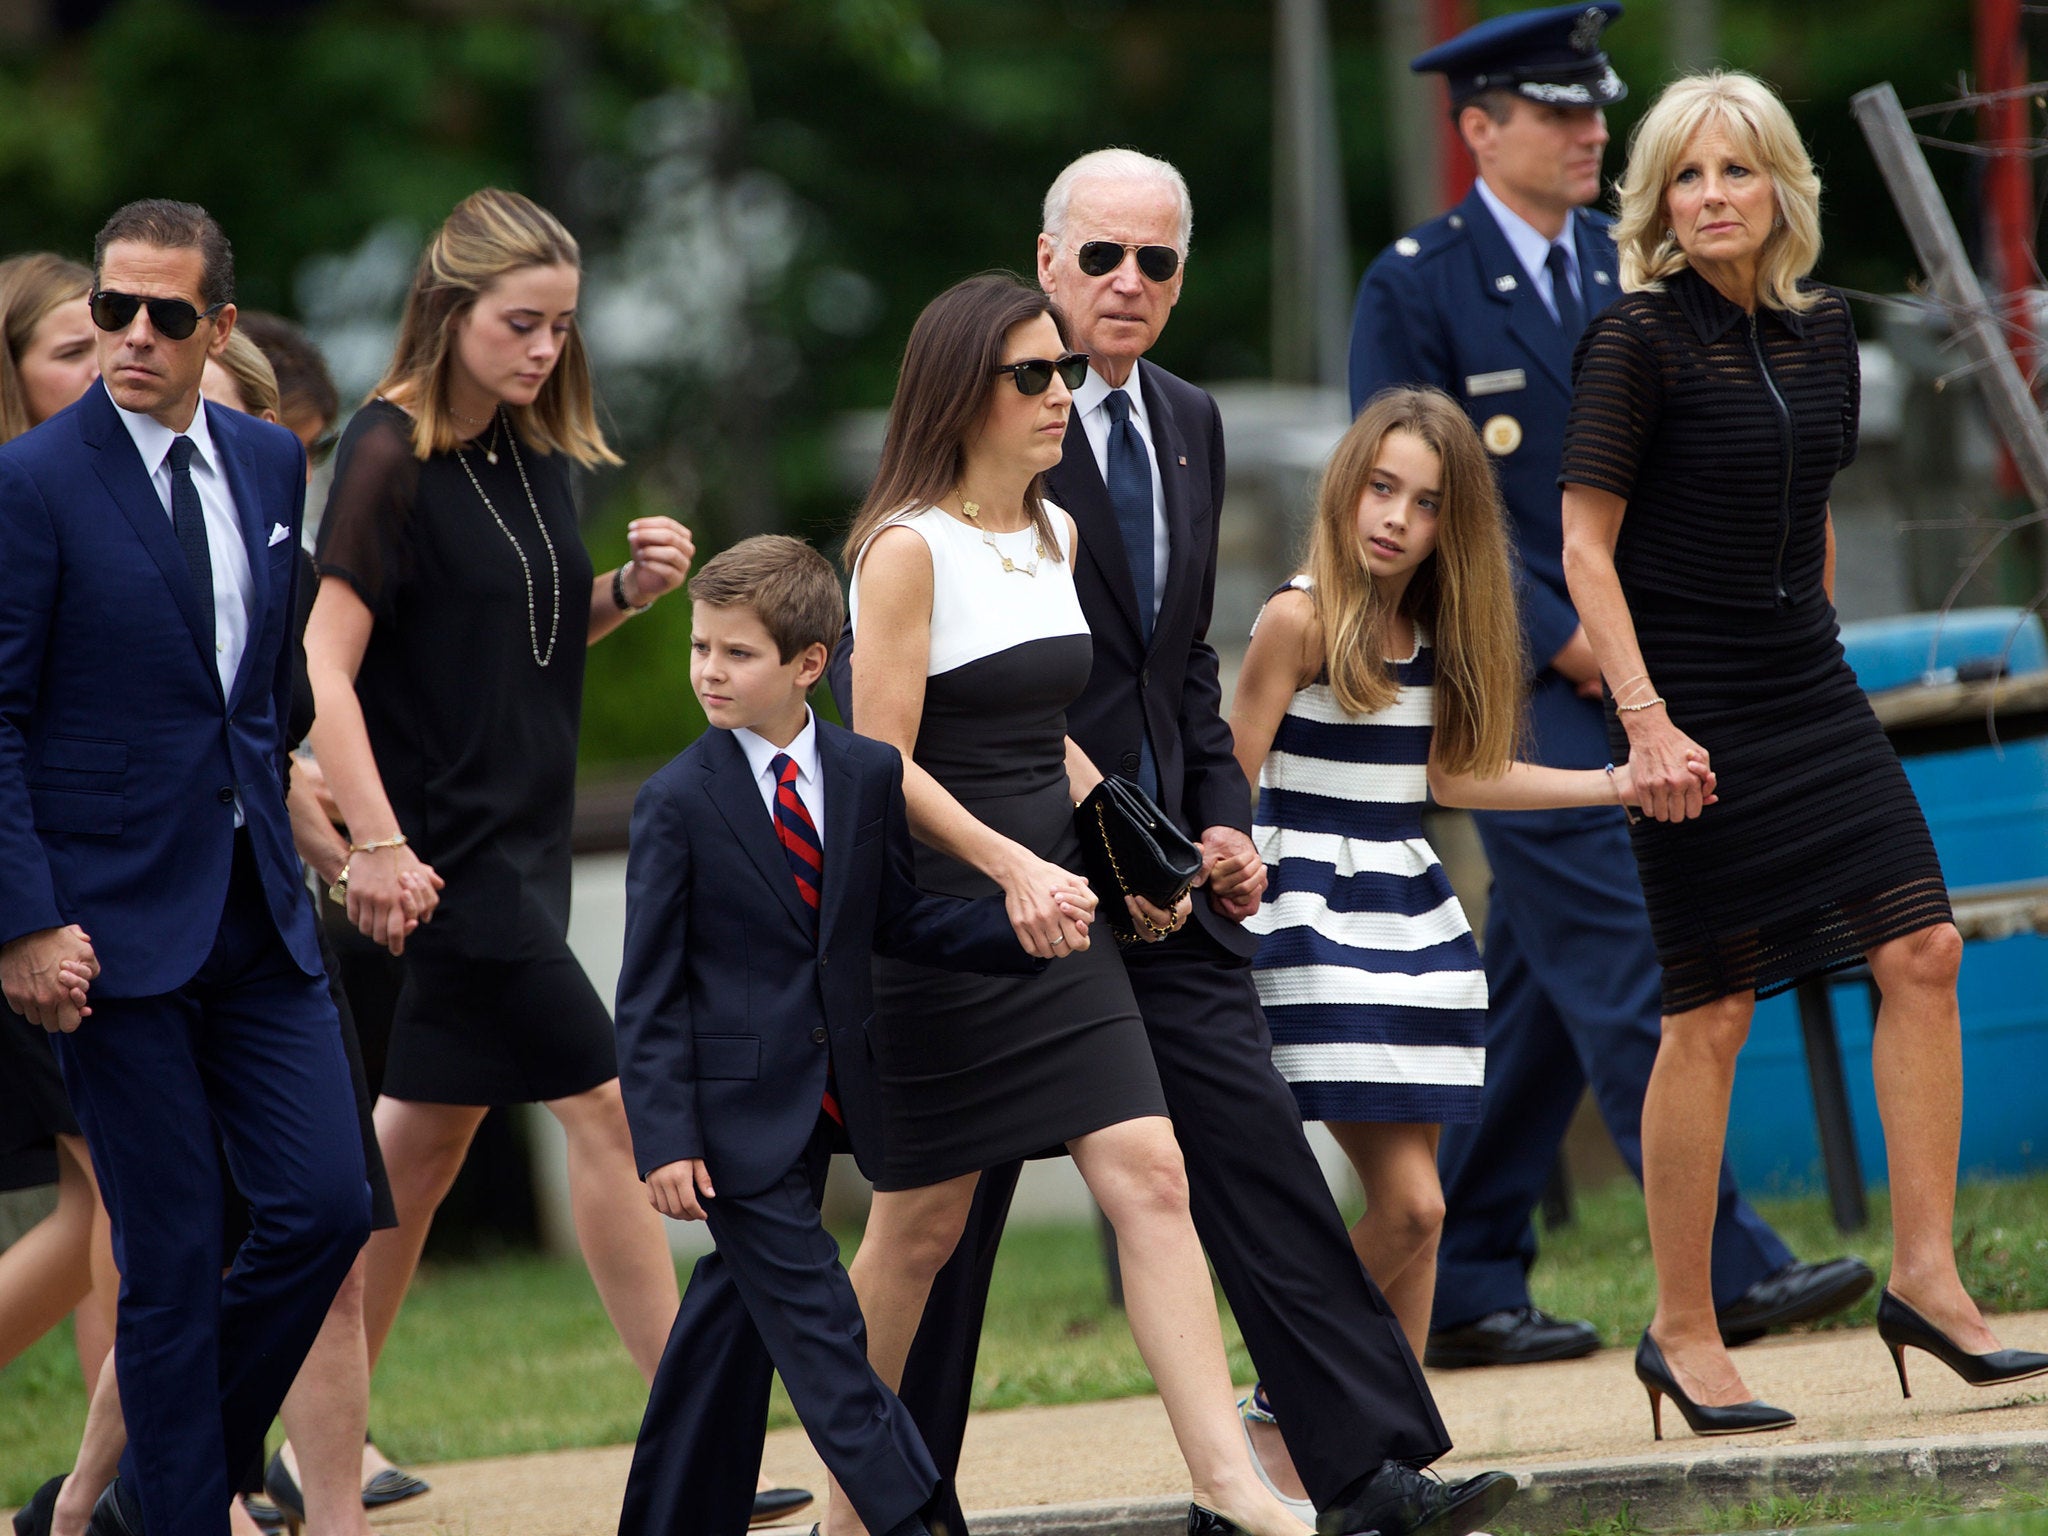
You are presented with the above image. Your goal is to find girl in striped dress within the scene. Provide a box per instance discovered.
[1229,388,1702,1364]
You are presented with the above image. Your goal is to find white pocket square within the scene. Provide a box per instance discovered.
[268,523,290,548]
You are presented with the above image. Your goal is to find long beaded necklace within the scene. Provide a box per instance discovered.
[456,409,561,667]
[959,498,1046,577]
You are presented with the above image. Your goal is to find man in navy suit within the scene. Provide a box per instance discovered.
[1348,3,1869,1372]
[0,201,369,1536]
[835,150,1514,1536]
[614,536,1051,1536]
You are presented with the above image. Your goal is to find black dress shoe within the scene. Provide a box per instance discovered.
[1634,1332,1795,1441]
[12,1476,63,1536]
[1314,1463,1517,1536]
[750,1488,815,1526]
[86,1480,143,1536]
[1877,1289,2048,1398]
[1424,1307,1600,1369]
[1716,1257,1875,1346]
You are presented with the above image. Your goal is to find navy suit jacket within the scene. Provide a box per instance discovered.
[615,719,1042,1199]
[0,380,318,996]
[1044,361,1258,958]
[1349,185,1621,688]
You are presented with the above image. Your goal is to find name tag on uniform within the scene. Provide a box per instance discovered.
[1465,369,1526,397]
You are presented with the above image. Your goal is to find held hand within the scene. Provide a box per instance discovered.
[1199,826,1266,920]
[1126,891,1193,942]
[345,844,443,956]
[1621,708,1716,823]
[621,518,696,607]
[646,1158,716,1221]
[1608,758,1716,810]
[997,850,1094,960]
[2,925,99,1033]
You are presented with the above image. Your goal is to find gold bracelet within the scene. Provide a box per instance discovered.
[349,832,409,854]
[1614,695,1666,714]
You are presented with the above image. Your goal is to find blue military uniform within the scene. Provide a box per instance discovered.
[1348,0,1821,1361]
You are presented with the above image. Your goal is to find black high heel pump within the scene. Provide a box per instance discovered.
[1877,1290,2048,1398]
[1635,1332,1796,1441]
[11,1476,63,1536]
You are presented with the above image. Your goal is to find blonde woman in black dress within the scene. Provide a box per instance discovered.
[306,191,693,1405]
[1561,71,2048,1439]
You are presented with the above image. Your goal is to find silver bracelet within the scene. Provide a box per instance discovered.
[1615,695,1666,714]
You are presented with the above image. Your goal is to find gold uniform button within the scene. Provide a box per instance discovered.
[1482,414,1523,456]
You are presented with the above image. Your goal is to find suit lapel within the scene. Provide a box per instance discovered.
[1049,416,1148,641]
[815,727,858,953]
[1463,189,1574,394]
[701,730,815,937]
[79,384,223,700]
[1138,366,1195,660]
[214,411,273,710]
[1576,215,1622,323]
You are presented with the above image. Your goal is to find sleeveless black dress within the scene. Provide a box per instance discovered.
[851,507,1167,1190]
[1562,270,1951,1013]
[317,400,614,1104]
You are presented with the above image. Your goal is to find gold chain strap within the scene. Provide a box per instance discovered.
[1093,803,1186,945]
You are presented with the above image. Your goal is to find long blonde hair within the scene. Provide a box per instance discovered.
[209,331,281,420]
[0,254,92,444]
[1613,70,1823,314]
[1305,388,1524,777]
[372,188,621,466]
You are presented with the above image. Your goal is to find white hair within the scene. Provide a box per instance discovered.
[1041,148,1193,254]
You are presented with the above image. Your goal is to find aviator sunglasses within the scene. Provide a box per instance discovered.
[993,352,1091,396]
[1075,240,1181,283]
[89,289,228,342]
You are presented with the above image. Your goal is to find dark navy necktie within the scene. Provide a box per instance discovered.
[771,753,823,931]
[1103,389,1155,642]
[167,435,214,643]
[1546,243,1585,338]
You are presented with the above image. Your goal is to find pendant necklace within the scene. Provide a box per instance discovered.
[960,498,1046,578]
[457,409,561,667]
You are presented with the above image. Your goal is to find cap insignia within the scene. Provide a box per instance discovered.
[1571,7,1608,52]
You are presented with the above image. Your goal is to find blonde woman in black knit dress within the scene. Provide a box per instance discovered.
[1560,71,2048,1439]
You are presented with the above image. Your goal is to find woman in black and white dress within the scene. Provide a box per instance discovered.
[831,274,1310,1536]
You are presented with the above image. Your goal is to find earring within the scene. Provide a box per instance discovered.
[1664,227,1675,242]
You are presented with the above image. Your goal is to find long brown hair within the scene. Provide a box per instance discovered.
[372,188,621,467]
[1305,387,1524,777]
[843,272,1070,570]
[0,254,92,444]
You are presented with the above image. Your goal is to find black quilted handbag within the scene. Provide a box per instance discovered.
[1073,775,1205,943]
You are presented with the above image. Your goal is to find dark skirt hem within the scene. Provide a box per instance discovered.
[871,1099,1170,1193]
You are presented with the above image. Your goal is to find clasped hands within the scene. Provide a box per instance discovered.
[1617,714,1720,823]
[1,923,100,1033]
[340,841,446,956]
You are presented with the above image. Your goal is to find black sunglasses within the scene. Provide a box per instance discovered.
[993,352,1091,396]
[1075,240,1181,283]
[89,290,227,342]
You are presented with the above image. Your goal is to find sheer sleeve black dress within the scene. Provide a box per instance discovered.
[1560,269,1951,1014]
[316,400,614,1105]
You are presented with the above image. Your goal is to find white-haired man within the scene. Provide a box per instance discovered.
[863,148,1516,1536]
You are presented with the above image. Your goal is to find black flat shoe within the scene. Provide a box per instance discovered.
[1314,1463,1515,1536]
[1717,1257,1875,1347]
[238,1495,284,1536]
[261,1453,306,1536]
[1877,1289,2048,1397]
[1424,1307,1600,1369]
[85,1479,143,1536]
[1634,1332,1794,1440]
[750,1488,815,1526]
[12,1476,63,1536]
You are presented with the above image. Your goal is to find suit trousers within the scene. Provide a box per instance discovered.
[620,1117,938,1536]
[1432,804,1794,1330]
[51,833,370,1536]
[898,921,1449,1531]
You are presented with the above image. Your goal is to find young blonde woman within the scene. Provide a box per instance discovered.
[304,189,691,1431]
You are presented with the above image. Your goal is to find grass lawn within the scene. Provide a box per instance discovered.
[6,1171,2048,1509]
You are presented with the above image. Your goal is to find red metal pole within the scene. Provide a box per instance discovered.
[1433,0,1477,210]
[1977,0,2033,490]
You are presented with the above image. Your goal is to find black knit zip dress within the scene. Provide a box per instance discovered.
[1561,267,1951,1013]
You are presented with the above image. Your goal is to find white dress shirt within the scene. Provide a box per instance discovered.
[734,708,826,850]
[1475,176,1582,324]
[1072,359,1170,624]
[110,384,255,697]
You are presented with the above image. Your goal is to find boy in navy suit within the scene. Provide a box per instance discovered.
[615,536,1074,1536]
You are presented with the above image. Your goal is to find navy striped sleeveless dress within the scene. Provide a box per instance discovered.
[1245,579,1488,1124]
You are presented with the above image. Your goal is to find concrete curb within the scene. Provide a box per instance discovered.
[960,1431,2048,1536]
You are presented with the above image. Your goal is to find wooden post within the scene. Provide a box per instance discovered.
[1853,82,2048,512]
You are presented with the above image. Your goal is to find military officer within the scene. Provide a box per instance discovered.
[1346,1,1873,1372]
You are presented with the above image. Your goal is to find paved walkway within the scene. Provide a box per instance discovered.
[322,1309,2048,1536]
